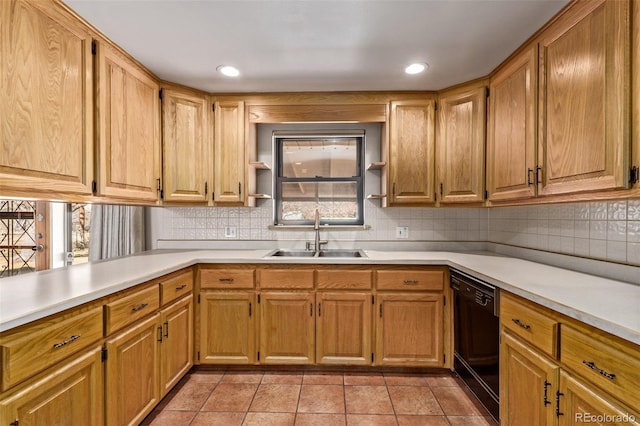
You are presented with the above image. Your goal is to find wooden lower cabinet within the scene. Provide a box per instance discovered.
[200,292,256,364]
[500,331,558,426]
[105,313,161,426]
[375,293,443,366]
[558,371,640,426]
[159,295,193,397]
[0,346,103,426]
[316,292,372,365]
[259,292,315,364]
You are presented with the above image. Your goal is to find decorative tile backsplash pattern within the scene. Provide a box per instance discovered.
[150,199,640,266]
[150,200,489,244]
[488,199,640,266]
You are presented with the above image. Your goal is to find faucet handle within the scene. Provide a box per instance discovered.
[305,241,314,251]
[318,240,329,249]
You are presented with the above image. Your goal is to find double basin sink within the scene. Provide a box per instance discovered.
[267,249,366,258]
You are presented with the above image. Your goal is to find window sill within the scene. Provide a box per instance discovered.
[268,224,371,231]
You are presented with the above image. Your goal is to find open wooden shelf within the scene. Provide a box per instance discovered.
[248,161,272,170]
[366,162,386,171]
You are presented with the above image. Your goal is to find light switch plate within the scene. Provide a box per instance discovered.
[396,226,409,239]
[224,226,237,238]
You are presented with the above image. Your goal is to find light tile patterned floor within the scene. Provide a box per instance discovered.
[141,370,498,426]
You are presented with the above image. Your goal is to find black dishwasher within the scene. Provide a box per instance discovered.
[451,270,500,422]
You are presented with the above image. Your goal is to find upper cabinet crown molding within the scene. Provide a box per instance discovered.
[436,81,487,204]
[0,0,94,197]
[94,40,161,202]
[537,0,631,196]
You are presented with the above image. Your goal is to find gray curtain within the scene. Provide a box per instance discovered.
[89,205,145,261]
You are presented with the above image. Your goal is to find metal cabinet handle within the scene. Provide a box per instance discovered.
[582,360,616,380]
[555,390,564,417]
[403,279,419,285]
[218,278,234,283]
[163,321,169,338]
[157,326,163,342]
[310,303,313,317]
[175,284,187,290]
[53,334,80,349]
[512,318,531,330]
[527,168,534,186]
[131,303,148,312]
[318,303,321,316]
[543,380,551,406]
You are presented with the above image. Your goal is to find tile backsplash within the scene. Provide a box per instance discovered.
[149,201,489,245]
[488,199,640,266]
[149,198,640,268]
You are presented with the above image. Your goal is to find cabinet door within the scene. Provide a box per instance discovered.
[538,0,630,196]
[558,371,640,426]
[500,332,558,426]
[0,347,103,426]
[316,292,372,365]
[0,0,93,197]
[159,295,193,397]
[375,293,443,366]
[260,292,315,364]
[633,0,640,191]
[96,41,160,202]
[437,84,486,203]
[214,100,245,204]
[200,292,255,364]
[388,100,436,205]
[487,46,537,201]
[162,88,210,203]
[105,313,160,426]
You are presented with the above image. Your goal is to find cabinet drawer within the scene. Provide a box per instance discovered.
[105,286,160,335]
[316,270,372,290]
[258,269,314,289]
[200,269,255,289]
[561,324,640,411]
[0,307,103,391]
[500,294,558,357]
[376,270,444,291]
[160,270,193,305]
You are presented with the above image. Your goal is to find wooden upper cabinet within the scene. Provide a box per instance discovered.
[388,99,436,205]
[95,41,161,202]
[0,0,93,197]
[436,83,486,203]
[538,0,631,196]
[633,0,640,190]
[487,46,538,201]
[214,100,245,204]
[161,88,210,203]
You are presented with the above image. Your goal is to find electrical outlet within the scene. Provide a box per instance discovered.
[224,226,237,238]
[396,226,409,239]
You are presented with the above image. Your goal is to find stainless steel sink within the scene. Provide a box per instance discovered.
[268,250,316,257]
[267,249,366,258]
[317,249,366,258]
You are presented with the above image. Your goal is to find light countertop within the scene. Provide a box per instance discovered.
[0,249,638,346]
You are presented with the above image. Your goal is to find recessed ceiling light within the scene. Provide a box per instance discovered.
[217,65,240,77]
[405,63,428,75]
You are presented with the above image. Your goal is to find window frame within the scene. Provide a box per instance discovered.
[274,131,365,226]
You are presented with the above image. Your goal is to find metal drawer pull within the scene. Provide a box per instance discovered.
[131,303,148,312]
[53,334,80,349]
[403,279,419,285]
[218,278,234,283]
[582,360,616,380]
[163,321,169,338]
[555,390,564,417]
[175,284,187,290]
[512,318,531,330]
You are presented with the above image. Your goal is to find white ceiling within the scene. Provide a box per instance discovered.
[64,0,569,93]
